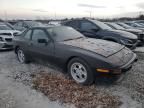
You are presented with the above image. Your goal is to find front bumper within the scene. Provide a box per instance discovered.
[120,53,137,72]
[0,42,14,50]
[125,41,138,50]
[95,53,137,76]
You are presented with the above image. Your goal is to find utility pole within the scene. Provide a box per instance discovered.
[85,10,92,18]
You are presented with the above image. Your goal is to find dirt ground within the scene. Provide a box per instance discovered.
[0,50,144,108]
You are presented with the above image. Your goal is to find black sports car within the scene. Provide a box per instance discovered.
[14,26,137,85]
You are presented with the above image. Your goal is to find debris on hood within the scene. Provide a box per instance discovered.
[62,38,124,57]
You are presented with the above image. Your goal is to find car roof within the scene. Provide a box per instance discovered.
[63,18,102,25]
[30,25,69,29]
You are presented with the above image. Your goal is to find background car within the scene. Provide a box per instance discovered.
[62,19,138,49]
[14,26,137,85]
[105,22,144,45]
[0,23,20,50]
[13,21,44,31]
[124,22,144,31]
[117,22,144,31]
[48,21,62,26]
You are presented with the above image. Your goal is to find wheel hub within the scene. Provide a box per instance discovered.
[71,63,87,83]
[17,50,25,63]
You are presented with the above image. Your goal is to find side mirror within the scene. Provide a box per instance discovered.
[37,39,48,44]
[13,32,21,36]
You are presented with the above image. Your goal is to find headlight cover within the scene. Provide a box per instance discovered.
[120,39,133,45]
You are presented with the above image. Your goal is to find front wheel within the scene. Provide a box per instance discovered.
[68,58,94,85]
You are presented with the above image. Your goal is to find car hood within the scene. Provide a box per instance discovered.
[0,30,20,34]
[125,28,143,33]
[62,38,124,57]
[0,30,21,37]
[105,29,137,39]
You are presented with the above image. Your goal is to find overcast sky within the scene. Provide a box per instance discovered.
[0,0,144,19]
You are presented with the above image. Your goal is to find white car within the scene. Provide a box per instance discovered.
[0,24,20,50]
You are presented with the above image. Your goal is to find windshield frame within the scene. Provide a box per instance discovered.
[118,23,133,29]
[90,20,112,30]
[109,23,125,30]
[47,26,85,42]
[0,24,13,30]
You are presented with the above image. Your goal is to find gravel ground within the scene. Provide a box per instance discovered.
[0,50,144,108]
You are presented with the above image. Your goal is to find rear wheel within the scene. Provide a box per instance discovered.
[16,48,29,63]
[68,58,94,85]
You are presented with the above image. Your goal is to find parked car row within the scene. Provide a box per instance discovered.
[1,19,144,85]
[13,21,44,32]
[0,21,46,50]
[62,19,140,49]
[105,22,144,45]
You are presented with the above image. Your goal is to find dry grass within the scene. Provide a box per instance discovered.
[33,72,122,108]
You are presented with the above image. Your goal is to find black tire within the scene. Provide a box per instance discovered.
[16,48,29,64]
[68,57,94,85]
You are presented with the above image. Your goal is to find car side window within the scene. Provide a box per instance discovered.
[32,29,49,43]
[66,21,79,29]
[24,30,32,40]
[80,21,98,31]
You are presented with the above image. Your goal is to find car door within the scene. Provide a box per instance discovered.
[20,29,32,55]
[79,20,100,38]
[29,28,54,61]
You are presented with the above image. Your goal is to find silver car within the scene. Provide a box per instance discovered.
[0,24,20,50]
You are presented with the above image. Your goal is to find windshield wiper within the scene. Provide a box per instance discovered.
[63,38,75,41]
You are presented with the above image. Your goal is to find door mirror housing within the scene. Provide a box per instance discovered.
[37,39,48,44]
[13,32,21,36]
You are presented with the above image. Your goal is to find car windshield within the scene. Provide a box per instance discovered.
[91,20,112,30]
[0,25,13,30]
[118,23,133,29]
[47,26,84,41]
[108,23,125,30]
